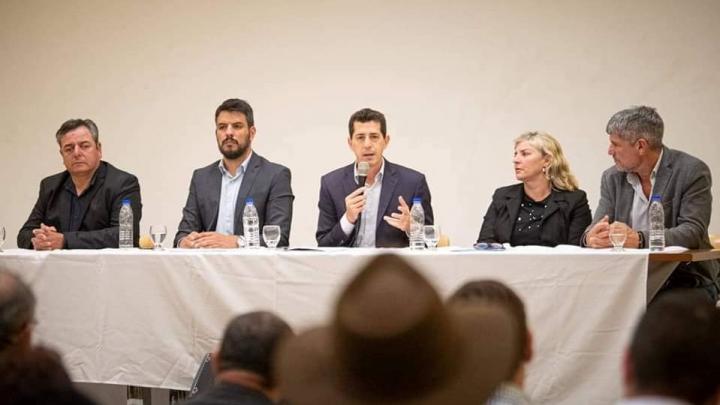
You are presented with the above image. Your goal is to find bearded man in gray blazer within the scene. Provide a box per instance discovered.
[174,99,294,248]
[584,106,719,302]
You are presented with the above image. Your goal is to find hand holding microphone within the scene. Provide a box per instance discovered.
[357,161,369,187]
[344,162,371,224]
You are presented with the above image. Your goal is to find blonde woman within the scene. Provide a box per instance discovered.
[477,132,591,246]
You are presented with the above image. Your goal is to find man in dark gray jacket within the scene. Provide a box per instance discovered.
[184,311,292,405]
[584,106,718,302]
[17,119,141,249]
[175,99,293,248]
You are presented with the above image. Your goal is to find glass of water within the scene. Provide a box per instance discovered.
[609,223,626,252]
[262,225,281,248]
[0,225,5,252]
[423,225,440,249]
[150,225,167,250]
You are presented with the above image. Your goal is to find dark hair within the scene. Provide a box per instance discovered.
[629,291,720,403]
[0,270,36,352]
[217,311,293,388]
[55,119,99,145]
[606,106,664,150]
[348,108,386,137]
[448,280,528,375]
[0,345,97,405]
[215,98,254,127]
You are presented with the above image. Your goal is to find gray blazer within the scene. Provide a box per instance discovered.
[586,146,718,283]
[174,153,294,247]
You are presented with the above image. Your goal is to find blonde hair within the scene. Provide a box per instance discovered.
[514,131,579,191]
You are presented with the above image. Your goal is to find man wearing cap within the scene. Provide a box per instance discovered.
[174,99,294,248]
[17,119,142,249]
[277,253,517,404]
[316,108,434,247]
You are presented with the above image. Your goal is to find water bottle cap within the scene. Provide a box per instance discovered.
[122,198,131,205]
[245,197,254,205]
[412,197,422,204]
[651,194,661,201]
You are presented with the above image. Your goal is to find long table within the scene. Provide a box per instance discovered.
[1,247,653,404]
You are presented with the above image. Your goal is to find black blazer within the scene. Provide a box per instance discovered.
[316,160,433,247]
[17,161,142,249]
[477,183,591,246]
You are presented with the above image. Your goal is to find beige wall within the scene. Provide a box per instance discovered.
[1,0,719,248]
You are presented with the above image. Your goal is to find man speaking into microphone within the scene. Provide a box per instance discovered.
[316,108,434,247]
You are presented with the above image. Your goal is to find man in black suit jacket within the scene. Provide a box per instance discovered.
[174,99,293,248]
[184,311,293,405]
[316,108,433,247]
[17,119,141,249]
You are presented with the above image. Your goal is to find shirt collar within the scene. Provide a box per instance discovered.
[650,148,664,181]
[626,148,664,187]
[64,162,103,196]
[354,158,385,186]
[218,151,252,179]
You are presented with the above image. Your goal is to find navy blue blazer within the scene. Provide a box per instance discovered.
[316,160,433,247]
[477,183,591,246]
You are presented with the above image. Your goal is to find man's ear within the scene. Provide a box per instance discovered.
[524,330,534,362]
[636,138,649,154]
[622,348,635,396]
[211,350,220,375]
[249,126,256,143]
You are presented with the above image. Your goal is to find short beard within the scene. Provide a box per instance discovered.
[219,141,248,160]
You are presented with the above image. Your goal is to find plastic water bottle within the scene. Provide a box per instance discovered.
[119,199,133,249]
[648,194,665,251]
[409,197,425,250]
[243,197,260,248]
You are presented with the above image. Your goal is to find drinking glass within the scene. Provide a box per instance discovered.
[609,223,626,252]
[263,225,281,248]
[423,225,440,249]
[0,225,5,252]
[150,225,167,250]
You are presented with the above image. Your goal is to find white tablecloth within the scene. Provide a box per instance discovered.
[0,246,649,404]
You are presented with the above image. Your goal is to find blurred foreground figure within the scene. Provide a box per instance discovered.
[620,291,720,404]
[449,280,533,405]
[277,253,518,404]
[184,311,293,405]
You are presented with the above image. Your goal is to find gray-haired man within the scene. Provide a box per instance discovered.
[17,119,142,249]
[0,270,36,354]
[583,106,719,302]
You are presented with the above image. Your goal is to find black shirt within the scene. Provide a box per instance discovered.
[510,192,550,246]
[62,172,99,233]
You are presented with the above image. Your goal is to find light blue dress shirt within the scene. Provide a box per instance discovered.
[215,153,251,235]
[626,149,663,231]
[340,159,385,247]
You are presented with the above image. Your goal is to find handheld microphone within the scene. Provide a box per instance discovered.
[357,161,369,188]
